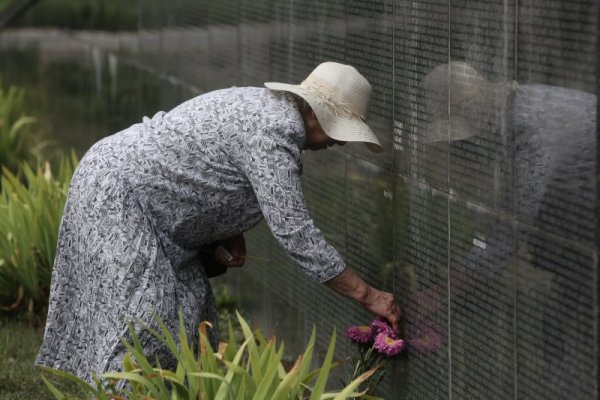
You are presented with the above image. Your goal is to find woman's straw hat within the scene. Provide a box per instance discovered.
[265,62,382,153]
[421,62,496,143]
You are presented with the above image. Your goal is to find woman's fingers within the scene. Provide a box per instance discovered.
[215,246,242,267]
[213,233,247,268]
[365,289,402,332]
[384,298,402,331]
[223,233,246,258]
[215,244,245,268]
[227,257,245,268]
[389,302,402,332]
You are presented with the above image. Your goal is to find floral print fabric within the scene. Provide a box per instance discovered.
[35,87,345,382]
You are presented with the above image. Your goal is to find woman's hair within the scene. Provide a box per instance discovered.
[291,93,311,113]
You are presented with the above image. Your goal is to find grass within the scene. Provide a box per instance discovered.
[0,283,240,399]
[0,317,54,400]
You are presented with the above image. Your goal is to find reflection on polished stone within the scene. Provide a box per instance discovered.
[394,175,450,399]
[518,0,597,90]
[346,159,394,288]
[345,0,394,167]
[3,0,595,397]
[393,0,449,190]
[449,198,515,399]
[516,226,596,399]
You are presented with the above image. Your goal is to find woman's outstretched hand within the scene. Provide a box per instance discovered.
[324,266,402,332]
[360,286,402,332]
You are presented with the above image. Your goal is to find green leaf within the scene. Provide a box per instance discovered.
[123,352,136,372]
[309,327,336,400]
[149,315,183,363]
[175,311,201,396]
[223,318,239,362]
[214,337,251,399]
[187,370,230,398]
[121,323,155,373]
[252,341,282,400]
[40,375,66,400]
[39,365,97,396]
[332,367,377,400]
[103,371,160,396]
[197,321,221,397]
[159,369,190,398]
[270,354,302,400]
[236,310,262,382]
[290,327,316,399]
[234,377,247,400]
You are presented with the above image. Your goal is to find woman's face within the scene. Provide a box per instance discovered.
[303,110,345,151]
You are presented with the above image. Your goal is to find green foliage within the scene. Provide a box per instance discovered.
[42,311,376,399]
[214,283,238,312]
[0,0,10,12]
[0,81,43,173]
[0,152,77,314]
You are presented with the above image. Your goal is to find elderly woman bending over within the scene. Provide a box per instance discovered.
[36,62,402,382]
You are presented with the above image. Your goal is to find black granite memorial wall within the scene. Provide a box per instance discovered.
[131,0,598,397]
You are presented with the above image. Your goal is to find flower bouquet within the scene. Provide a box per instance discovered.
[346,317,405,396]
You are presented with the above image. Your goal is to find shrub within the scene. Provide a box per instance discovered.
[0,152,77,314]
[41,311,378,400]
[0,81,43,174]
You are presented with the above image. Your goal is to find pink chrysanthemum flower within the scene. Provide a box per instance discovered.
[371,317,397,338]
[346,325,374,344]
[373,332,405,357]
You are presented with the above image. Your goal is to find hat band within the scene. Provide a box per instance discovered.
[300,77,367,121]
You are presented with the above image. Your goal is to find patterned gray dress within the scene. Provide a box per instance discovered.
[35,87,345,382]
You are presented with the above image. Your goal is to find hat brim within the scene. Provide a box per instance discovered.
[422,116,478,143]
[265,82,383,153]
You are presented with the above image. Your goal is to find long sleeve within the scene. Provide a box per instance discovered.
[235,123,346,283]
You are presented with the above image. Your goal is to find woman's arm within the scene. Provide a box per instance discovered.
[324,266,402,331]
